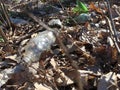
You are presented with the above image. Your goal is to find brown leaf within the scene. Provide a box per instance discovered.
[111,47,118,60]
[89,2,103,14]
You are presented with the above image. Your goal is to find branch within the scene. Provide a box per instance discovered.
[106,0,120,53]
[25,11,83,90]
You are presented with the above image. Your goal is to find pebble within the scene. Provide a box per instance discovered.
[48,19,62,28]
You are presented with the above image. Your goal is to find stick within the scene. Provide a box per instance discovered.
[106,0,120,53]
[25,11,83,90]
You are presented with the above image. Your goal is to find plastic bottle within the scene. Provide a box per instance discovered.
[22,30,56,63]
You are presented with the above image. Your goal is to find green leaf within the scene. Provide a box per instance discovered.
[74,0,88,13]
[79,2,88,12]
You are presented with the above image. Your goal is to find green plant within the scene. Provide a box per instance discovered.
[72,0,88,14]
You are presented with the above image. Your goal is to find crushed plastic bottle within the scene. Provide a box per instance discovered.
[23,30,56,63]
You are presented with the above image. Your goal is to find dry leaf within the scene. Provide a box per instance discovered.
[89,2,103,14]
[34,83,53,90]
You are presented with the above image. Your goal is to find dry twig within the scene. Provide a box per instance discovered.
[106,0,120,53]
[25,11,83,90]
[0,0,12,30]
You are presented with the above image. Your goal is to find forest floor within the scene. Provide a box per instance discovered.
[0,0,120,90]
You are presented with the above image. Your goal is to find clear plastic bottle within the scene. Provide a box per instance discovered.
[23,30,56,63]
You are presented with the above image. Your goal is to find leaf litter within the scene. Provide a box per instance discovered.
[0,0,120,90]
